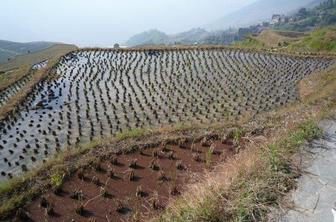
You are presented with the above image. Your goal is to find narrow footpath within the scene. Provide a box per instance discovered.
[277,119,336,222]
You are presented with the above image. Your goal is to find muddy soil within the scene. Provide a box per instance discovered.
[23,138,236,222]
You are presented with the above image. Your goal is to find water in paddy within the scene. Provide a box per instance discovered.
[0,49,334,180]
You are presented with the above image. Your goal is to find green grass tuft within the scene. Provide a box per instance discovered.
[115,128,151,141]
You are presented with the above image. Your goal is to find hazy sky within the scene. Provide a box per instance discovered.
[0,0,257,47]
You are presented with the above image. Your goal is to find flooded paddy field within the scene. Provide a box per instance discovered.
[0,48,334,180]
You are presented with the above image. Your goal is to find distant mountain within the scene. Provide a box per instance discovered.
[0,40,56,64]
[125,29,169,47]
[169,28,209,44]
[206,0,325,30]
[126,27,263,47]
[274,0,336,31]
[125,28,212,47]
[126,0,327,47]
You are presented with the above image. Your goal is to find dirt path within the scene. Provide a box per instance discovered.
[275,119,336,222]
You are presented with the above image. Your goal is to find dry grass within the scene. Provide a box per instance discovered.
[158,144,265,221]
[254,29,305,48]
[157,121,321,222]
[299,64,336,103]
[0,65,30,92]
[0,60,56,120]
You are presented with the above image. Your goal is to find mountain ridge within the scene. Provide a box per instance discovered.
[125,0,326,47]
[0,40,58,64]
[206,0,325,30]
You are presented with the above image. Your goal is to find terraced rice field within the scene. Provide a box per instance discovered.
[0,48,334,180]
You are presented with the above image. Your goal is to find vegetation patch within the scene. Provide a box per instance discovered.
[289,26,336,53]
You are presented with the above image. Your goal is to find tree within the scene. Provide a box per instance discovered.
[297,8,308,18]
[322,14,336,25]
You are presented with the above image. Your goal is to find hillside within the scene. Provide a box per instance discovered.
[206,0,324,30]
[288,26,336,52]
[256,30,306,47]
[125,0,329,47]
[237,29,306,48]
[169,28,209,44]
[0,44,77,72]
[0,40,56,64]
[125,29,169,47]
[236,26,336,53]
[126,28,212,47]
[126,28,241,47]
[275,0,336,31]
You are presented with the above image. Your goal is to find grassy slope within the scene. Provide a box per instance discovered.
[0,66,30,92]
[235,36,266,48]
[235,29,303,48]
[288,26,336,52]
[0,44,77,72]
[255,29,306,47]
[0,40,56,64]
[0,49,19,65]
[236,26,336,54]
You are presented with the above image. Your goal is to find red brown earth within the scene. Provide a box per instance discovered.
[22,138,238,222]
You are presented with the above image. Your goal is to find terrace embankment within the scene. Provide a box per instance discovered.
[0,60,49,108]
